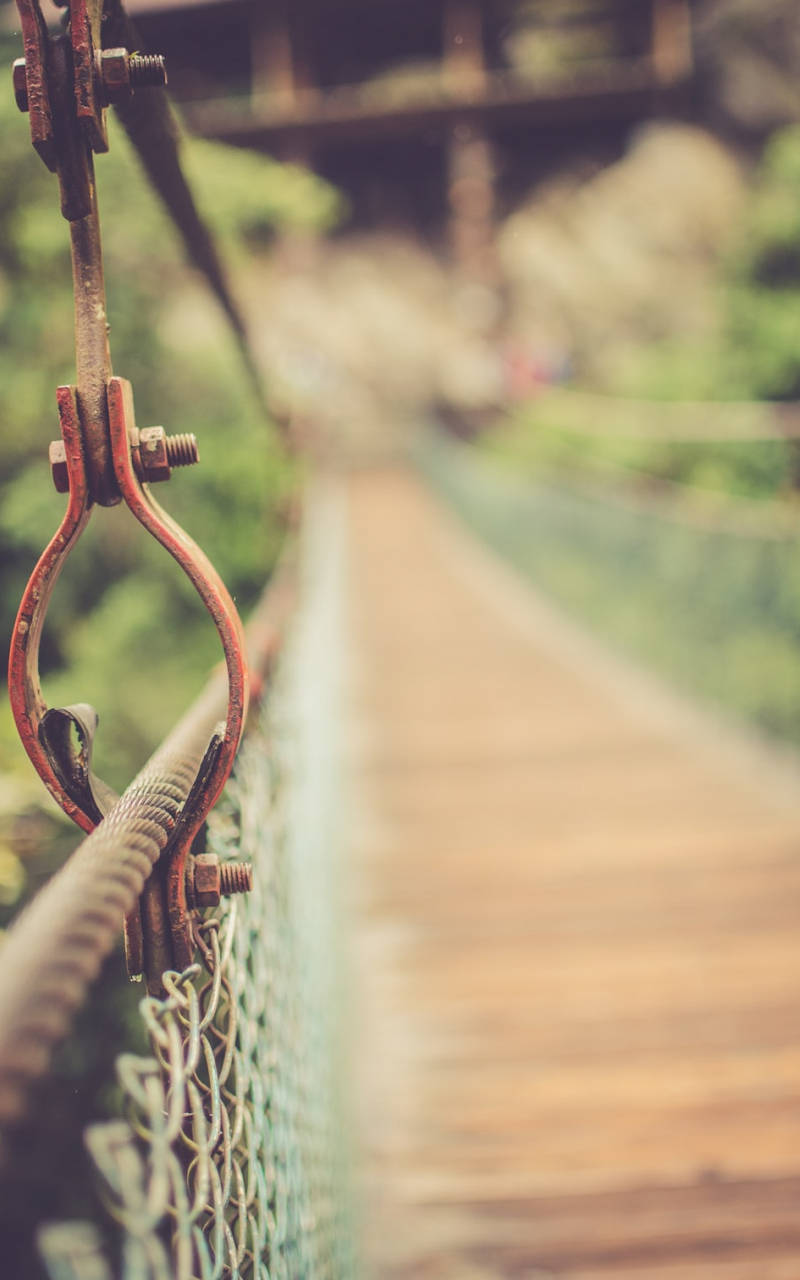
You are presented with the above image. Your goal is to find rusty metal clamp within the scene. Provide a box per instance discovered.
[7,0,249,986]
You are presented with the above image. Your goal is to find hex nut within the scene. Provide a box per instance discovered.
[49,440,69,493]
[97,48,131,105]
[192,854,221,910]
[137,426,170,483]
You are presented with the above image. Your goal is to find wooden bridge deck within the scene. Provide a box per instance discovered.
[343,467,800,1278]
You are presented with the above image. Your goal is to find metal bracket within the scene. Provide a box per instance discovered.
[123,727,224,988]
[39,702,118,825]
[8,378,248,985]
[8,386,97,832]
[107,377,249,848]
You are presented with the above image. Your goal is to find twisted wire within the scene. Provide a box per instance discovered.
[0,554,296,1142]
[0,761,197,1130]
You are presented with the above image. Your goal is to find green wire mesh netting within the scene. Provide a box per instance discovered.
[420,428,800,744]
[37,496,354,1280]
[39,727,353,1280]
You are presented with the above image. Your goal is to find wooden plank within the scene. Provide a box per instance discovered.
[187,66,676,149]
[347,469,800,1276]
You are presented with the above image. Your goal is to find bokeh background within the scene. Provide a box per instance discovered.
[3,0,800,1275]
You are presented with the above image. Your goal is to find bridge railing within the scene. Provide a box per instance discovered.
[1,3,356,1271]
[497,386,800,441]
[0,487,354,1279]
[420,423,800,746]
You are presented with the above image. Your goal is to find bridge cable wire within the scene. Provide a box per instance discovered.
[0,556,295,1142]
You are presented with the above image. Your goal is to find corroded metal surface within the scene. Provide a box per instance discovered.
[108,375,249,982]
[8,387,96,832]
[0,557,295,1137]
[14,0,56,169]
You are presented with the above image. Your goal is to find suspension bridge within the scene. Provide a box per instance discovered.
[3,0,800,1273]
[5,442,800,1277]
[342,465,800,1278]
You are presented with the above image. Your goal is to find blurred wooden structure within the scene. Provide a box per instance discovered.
[126,0,695,267]
[125,0,695,265]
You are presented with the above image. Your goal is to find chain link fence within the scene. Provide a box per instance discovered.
[29,487,354,1280]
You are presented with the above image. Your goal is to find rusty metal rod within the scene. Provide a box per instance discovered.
[70,207,117,506]
[0,552,296,1142]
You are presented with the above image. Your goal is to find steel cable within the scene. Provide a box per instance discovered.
[0,557,295,1145]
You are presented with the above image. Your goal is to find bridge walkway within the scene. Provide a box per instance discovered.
[343,466,800,1279]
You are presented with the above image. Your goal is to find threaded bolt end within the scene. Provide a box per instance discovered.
[165,433,199,467]
[129,54,168,89]
[220,862,253,896]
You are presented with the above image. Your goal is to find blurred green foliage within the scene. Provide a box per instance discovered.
[0,37,339,793]
[446,120,800,746]
[601,123,800,411]
[487,123,800,502]
[184,138,343,248]
[486,395,799,501]
[723,125,800,401]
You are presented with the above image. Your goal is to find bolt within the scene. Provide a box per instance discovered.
[13,59,28,113]
[128,54,168,90]
[186,854,252,911]
[135,428,198,484]
[220,862,253,896]
[165,433,199,468]
[49,440,68,493]
[97,49,167,106]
